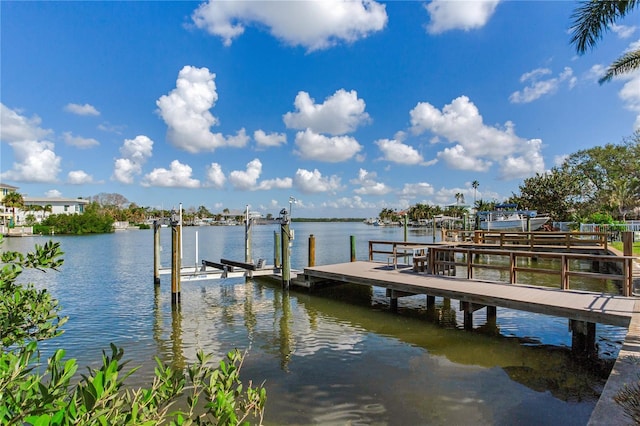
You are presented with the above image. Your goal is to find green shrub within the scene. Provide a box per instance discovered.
[0,238,267,424]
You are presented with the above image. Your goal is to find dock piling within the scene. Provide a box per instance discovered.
[153,220,161,286]
[280,209,291,289]
[245,205,252,264]
[171,211,181,305]
[274,231,281,268]
[350,235,356,262]
[308,234,315,267]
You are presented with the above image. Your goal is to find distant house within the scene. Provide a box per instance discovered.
[0,182,89,226]
[0,183,19,223]
[21,197,90,223]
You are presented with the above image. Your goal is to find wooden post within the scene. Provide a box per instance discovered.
[274,231,281,268]
[570,320,596,356]
[245,205,252,264]
[308,234,315,267]
[623,232,633,296]
[432,217,436,243]
[171,215,181,305]
[350,235,356,262]
[404,215,408,242]
[486,306,497,324]
[281,212,291,290]
[462,302,473,330]
[623,231,633,256]
[426,295,435,309]
[389,290,398,312]
[153,220,161,286]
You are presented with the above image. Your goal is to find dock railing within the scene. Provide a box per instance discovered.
[428,246,636,296]
[444,230,608,250]
[368,240,444,264]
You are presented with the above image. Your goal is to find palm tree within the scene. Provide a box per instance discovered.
[472,180,479,208]
[570,0,640,83]
[2,191,24,227]
[455,192,465,206]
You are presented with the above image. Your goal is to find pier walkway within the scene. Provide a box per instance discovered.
[304,261,638,327]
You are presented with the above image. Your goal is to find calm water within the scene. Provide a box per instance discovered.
[4,223,627,425]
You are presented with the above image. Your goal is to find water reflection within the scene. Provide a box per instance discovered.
[278,291,293,371]
[4,225,622,425]
[292,282,612,403]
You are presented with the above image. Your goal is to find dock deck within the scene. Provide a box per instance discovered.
[304,261,639,327]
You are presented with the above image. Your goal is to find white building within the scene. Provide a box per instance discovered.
[0,183,89,226]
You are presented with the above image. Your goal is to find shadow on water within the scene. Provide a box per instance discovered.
[283,281,614,403]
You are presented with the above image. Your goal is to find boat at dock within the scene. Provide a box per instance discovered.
[476,204,550,231]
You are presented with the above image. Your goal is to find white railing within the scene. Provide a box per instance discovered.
[580,221,640,233]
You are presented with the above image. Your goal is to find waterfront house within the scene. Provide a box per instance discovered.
[0,182,89,227]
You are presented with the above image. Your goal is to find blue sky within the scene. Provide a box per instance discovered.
[2,1,639,218]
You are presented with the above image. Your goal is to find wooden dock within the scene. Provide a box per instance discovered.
[303,261,638,328]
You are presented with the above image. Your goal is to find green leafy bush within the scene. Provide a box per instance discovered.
[0,238,267,425]
[42,212,114,234]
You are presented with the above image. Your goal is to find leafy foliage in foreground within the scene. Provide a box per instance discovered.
[1,344,266,425]
[1,240,66,349]
[0,238,266,424]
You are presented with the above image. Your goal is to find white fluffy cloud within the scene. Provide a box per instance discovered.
[0,104,61,183]
[205,163,226,188]
[67,170,95,184]
[437,145,492,172]
[294,168,342,193]
[399,182,435,198]
[509,67,576,103]
[375,138,424,165]
[284,89,370,135]
[141,160,200,188]
[112,135,153,184]
[229,158,262,190]
[294,129,362,162]
[410,95,545,179]
[1,139,61,183]
[350,168,390,195]
[0,103,52,142]
[192,0,388,51]
[425,0,500,34]
[63,132,99,148]
[254,130,287,148]
[228,158,292,191]
[499,139,545,180]
[157,65,248,153]
[64,103,100,116]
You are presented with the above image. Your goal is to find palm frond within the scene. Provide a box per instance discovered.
[570,0,638,54]
[599,49,640,83]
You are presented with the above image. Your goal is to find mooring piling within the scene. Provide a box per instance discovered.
[280,208,291,289]
[171,211,181,305]
[308,234,315,267]
[350,235,356,262]
[274,230,281,268]
[245,205,252,264]
[153,220,161,286]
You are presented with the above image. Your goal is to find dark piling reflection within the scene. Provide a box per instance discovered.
[170,303,185,370]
